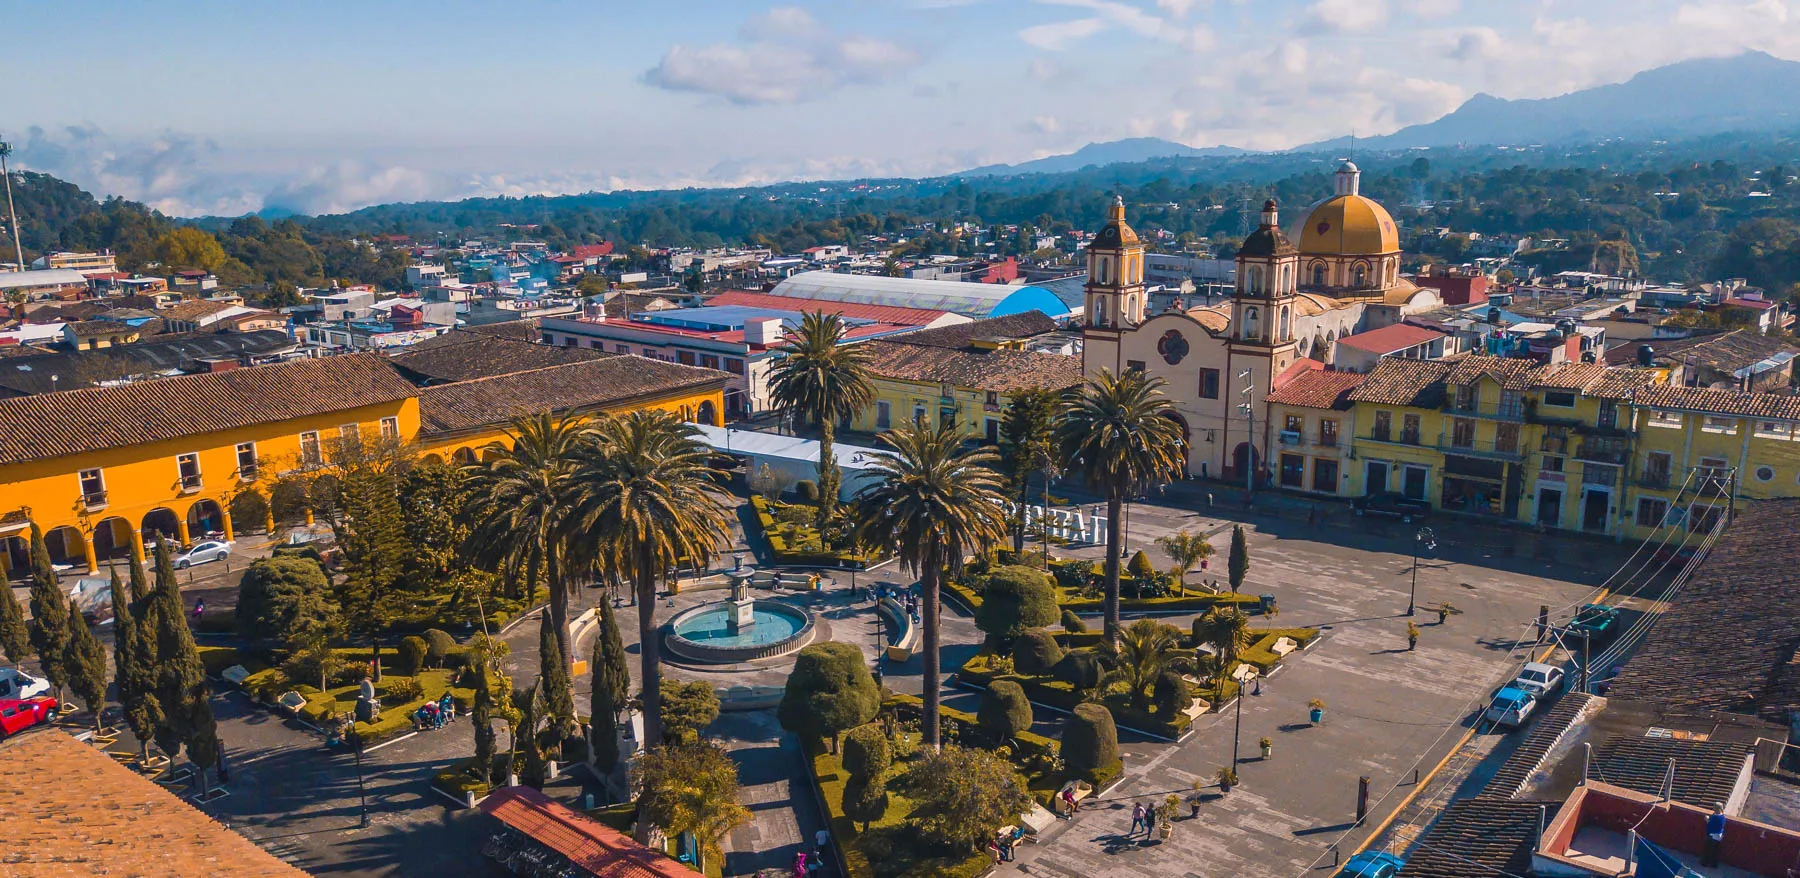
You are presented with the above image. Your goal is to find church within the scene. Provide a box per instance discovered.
[1081,162,1443,483]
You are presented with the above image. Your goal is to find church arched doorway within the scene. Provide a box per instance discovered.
[1229,442,1262,486]
[1162,412,1191,476]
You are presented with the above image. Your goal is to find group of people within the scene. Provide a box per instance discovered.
[1127,802,1164,838]
[986,826,1024,863]
[412,694,458,731]
[869,584,920,621]
[791,829,832,877]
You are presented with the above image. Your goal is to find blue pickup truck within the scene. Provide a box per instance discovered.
[1568,604,1620,640]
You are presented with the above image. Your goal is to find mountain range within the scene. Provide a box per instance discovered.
[964,52,1800,178]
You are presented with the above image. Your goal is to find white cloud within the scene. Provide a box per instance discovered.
[644,9,920,105]
[1156,0,1198,16]
[1302,0,1391,33]
[1020,17,1108,50]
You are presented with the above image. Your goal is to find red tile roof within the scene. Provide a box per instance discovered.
[479,786,698,878]
[1334,323,1445,355]
[1265,368,1366,410]
[706,290,952,327]
[1723,296,1777,310]
[1631,384,1800,420]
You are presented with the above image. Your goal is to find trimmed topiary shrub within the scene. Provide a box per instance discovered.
[977,680,1033,744]
[396,636,429,676]
[974,564,1059,641]
[1051,649,1104,692]
[1011,628,1065,675]
[1062,703,1120,785]
[1128,549,1156,581]
[779,641,882,752]
[795,480,820,503]
[842,722,891,783]
[842,775,890,832]
[1061,608,1087,633]
[423,629,455,668]
[1151,669,1193,718]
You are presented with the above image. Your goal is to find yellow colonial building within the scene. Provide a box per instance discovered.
[848,313,1082,443]
[1622,385,1800,539]
[0,331,728,577]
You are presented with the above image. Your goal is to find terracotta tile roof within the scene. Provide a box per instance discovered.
[0,353,416,466]
[1266,368,1365,410]
[464,318,542,342]
[1334,323,1445,355]
[706,290,952,327]
[162,300,238,323]
[1583,367,1662,400]
[1614,329,1800,373]
[390,330,611,384]
[1346,358,1452,407]
[1630,385,1800,420]
[1593,736,1753,809]
[417,356,726,437]
[0,729,310,877]
[1611,499,1800,720]
[1187,305,1230,334]
[1442,354,1537,389]
[1396,797,1547,878]
[1530,361,1609,390]
[478,785,697,878]
[858,342,1083,394]
[879,312,1057,349]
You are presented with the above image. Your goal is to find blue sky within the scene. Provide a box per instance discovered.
[8,0,1799,216]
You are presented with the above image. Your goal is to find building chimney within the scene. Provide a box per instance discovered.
[744,317,784,345]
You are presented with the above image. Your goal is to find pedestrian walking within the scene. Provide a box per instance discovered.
[794,852,808,878]
[1130,802,1145,836]
[192,598,206,627]
[1060,787,1077,817]
[1704,803,1726,866]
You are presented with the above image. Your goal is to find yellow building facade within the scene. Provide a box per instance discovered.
[1619,385,1800,540]
[0,352,728,576]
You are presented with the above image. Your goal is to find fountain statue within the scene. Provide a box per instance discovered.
[727,573,756,633]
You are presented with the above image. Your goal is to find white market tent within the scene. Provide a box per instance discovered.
[693,424,882,501]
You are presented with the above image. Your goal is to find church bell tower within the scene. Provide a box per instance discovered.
[1083,196,1146,332]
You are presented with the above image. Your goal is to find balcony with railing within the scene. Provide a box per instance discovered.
[179,473,203,492]
[1581,463,1619,487]
[1435,432,1524,460]
[238,464,260,482]
[1277,430,1345,449]
[81,490,108,510]
[1635,470,1673,490]
[1575,440,1627,465]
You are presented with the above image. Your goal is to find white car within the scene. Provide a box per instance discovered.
[173,540,233,569]
[0,668,50,701]
[1513,662,1566,698]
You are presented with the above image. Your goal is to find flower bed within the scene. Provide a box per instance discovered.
[748,495,877,567]
[203,644,479,744]
[943,576,1261,616]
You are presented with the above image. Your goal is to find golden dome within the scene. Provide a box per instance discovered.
[1298,194,1399,256]
[1092,195,1141,249]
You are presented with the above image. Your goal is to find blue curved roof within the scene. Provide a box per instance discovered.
[769,271,1071,320]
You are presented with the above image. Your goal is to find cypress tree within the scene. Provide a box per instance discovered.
[589,599,630,773]
[149,541,219,779]
[63,595,109,731]
[1227,525,1249,592]
[515,682,546,789]
[26,524,72,702]
[0,545,27,665]
[112,562,162,764]
[471,640,497,786]
[538,613,576,744]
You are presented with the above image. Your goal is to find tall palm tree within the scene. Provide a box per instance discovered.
[767,311,876,528]
[463,413,589,696]
[1057,369,1186,642]
[1194,607,1253,694]
[851,421,1007,749]
[1106,619,1194,713]
[1155,531,1215,595]
[997,387,1061,555]
[567,409,729,750]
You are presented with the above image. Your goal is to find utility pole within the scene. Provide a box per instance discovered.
[1238,368,1255,494]
[1408,527,1436,617]
[0,138,22,271]
[1232,678,1244,774]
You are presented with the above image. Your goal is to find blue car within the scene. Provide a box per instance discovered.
[1338,851,1406,877]
[1484,685,1539,728]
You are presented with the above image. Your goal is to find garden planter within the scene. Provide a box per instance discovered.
[1158,821,1172,841]
[1310,707,1324,724]
[1260,743,1273,760]
[1219,779,1232,794]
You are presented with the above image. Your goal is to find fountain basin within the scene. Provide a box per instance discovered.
[664,600,815,663]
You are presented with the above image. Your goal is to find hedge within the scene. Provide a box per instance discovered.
[1237,628,1321,671]
[808,747,993,878]
[881,692,1058,762]
[749,495,876,567]
[945,575,1262,616]
[204,644,478,744]
[958,654,1193,740]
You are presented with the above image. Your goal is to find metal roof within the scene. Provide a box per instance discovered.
[771,270,1070,319]
[0,269,88,290]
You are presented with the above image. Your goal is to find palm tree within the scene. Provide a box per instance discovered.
[851,421,1007,749]
[463,413,589,676]
[1056,369,1186,642]
[997,387,1061,556]
[1155,531,1215,595]
[1106,619,1194,713]
[767,311,876,528]
[1194,607,1252,693]
[567,410,729,750]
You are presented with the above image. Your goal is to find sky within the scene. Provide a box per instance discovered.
[7,0,1800,217]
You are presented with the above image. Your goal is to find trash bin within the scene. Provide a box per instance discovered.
[1259,594,1276,614]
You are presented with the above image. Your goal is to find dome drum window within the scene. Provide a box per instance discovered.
[1756,465,1775,483]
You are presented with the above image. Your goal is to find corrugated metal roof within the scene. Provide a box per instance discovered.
[0,268,88,290]
[771,271,1069,319]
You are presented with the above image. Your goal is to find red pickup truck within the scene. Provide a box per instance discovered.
[0,696,58,738]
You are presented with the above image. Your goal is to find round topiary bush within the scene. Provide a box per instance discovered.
[1128,549,1157,580]
[975,564,1060,640]
[1061,609,1087,633]
[1051,648,1104,692]
[842,722,891,783]
[778,641,882,750]
[795,480,820,503]
[1151,669,1193,718]
[1062,703,1120,785]
[396,635,429,676]
[977,680,1033,744]
[1011,628,1065,675]
[423,629,455,668]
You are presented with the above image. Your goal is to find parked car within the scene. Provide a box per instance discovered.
[1512,662,1566,698]
[0,696,59,737]
[1484,686,1539,728]
[1568,604,1620,640]
[1352,492,1430,522]
[173,540,233,569]
[1337,851,1406,877]
[0,668,50,702]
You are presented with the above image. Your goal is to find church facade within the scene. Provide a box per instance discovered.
[1081,163,1442,485]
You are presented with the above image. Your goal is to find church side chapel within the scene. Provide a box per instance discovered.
[1081,162,1442,483]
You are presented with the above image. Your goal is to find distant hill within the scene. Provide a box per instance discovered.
[1299,52,1800,152]
[960,137,1247,177]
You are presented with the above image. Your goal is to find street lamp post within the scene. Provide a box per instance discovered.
[1407,526,1437,617]
[1231,675,1244,773]
[0,139,21,271]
